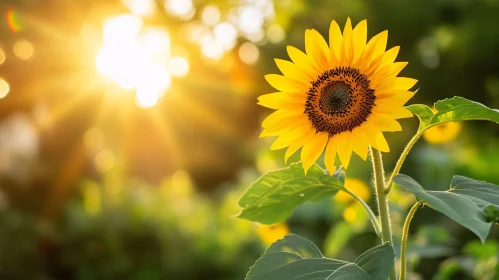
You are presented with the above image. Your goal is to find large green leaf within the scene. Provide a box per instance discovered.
[407,97,499,133]
[238,163,343,224]
[246,234,394,280]
[394,174,495,243]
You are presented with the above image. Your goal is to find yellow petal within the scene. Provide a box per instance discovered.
[395,77,418,90]
[356,31,384,71]
[261,109,305,128]
[301,132,328,174]
[340,17,353,65]
[258,92,306,110]
[351,126,369,160]
[360,122,390,152]
[373,132,390,152]
[329,20,342,66]
[260,126,291,137]
[364,52,385,76]
[274,58,314,81]
[370,30,388,59]
[324,136,338,175]
[337,131,353,169]
[285,143,301,163]
[368,114,402,132]
[380,46,400,68]
[305,29,330,69]
[352,19,367,64]
[376,90,415,106]
[265,74,308,92]
[373,105,413,119]
[286,46,321,79]
[271,126,311,150]
[372,62,408,82]
[284,129,316,162]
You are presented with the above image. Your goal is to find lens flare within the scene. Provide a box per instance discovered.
[13,39,35,60]
[96,15,172,107]
[7,10,23,33]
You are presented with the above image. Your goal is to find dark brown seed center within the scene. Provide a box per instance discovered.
[319,82,351,114]
[305,67,375,136]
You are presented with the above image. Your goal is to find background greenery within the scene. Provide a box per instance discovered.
[0,0,498,279]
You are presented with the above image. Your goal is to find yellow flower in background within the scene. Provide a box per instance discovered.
[257,223,290,246]
[259,18,417,174]
[423,122,462,144]
[334,178,370,204]
[342,205,359,223]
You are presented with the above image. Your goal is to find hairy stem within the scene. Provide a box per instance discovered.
[400,201,423,280]
[385,132,422,194]
[342,188,382,238]
[370,147,396,280]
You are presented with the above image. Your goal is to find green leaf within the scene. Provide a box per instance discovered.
[245,234,395,280]
[238,163,343,224]
[407,96,499,133]
[354,244,396,280]
[484,205,499,224]
[327,264,369,280]
[394,174,491,243]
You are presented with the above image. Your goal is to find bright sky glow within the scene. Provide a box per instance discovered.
[96,15,173,107]
[239,42,259,65]
[136,85,161,108]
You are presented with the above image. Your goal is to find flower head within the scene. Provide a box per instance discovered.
[334,178,370,204]
[257,223,289,246]
[259,18,417,174]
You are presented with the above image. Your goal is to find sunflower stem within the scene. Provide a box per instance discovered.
[384,132,422,194]
[370,147,396,280]
[400,200,423,280]
[342,188,382,238]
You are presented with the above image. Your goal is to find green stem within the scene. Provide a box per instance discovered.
[343,188,382,238]
[400,201,423,280]
[385,132,422,194]
[370,147,396,280]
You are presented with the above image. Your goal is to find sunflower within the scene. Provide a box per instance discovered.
[258,18,417,174]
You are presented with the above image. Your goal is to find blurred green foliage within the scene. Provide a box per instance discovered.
[0,0,499,279]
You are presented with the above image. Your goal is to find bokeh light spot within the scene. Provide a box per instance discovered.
[201,35,224,60]
[122,0,156,16]
[214,22,238,50]
[202,5,220,26]
[95,150,115,173]
[13,39,34,60]
[0,48,6,65]
[238,42,259,65]
[135,86,162,108]
[165,0,193,16]
[267,24,285,43]
[103,15,143,45]
[168,56,189,77]
[0,79,10,98]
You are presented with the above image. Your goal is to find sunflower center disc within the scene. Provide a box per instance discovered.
[305,67,376,136]
[319,82,351,114]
